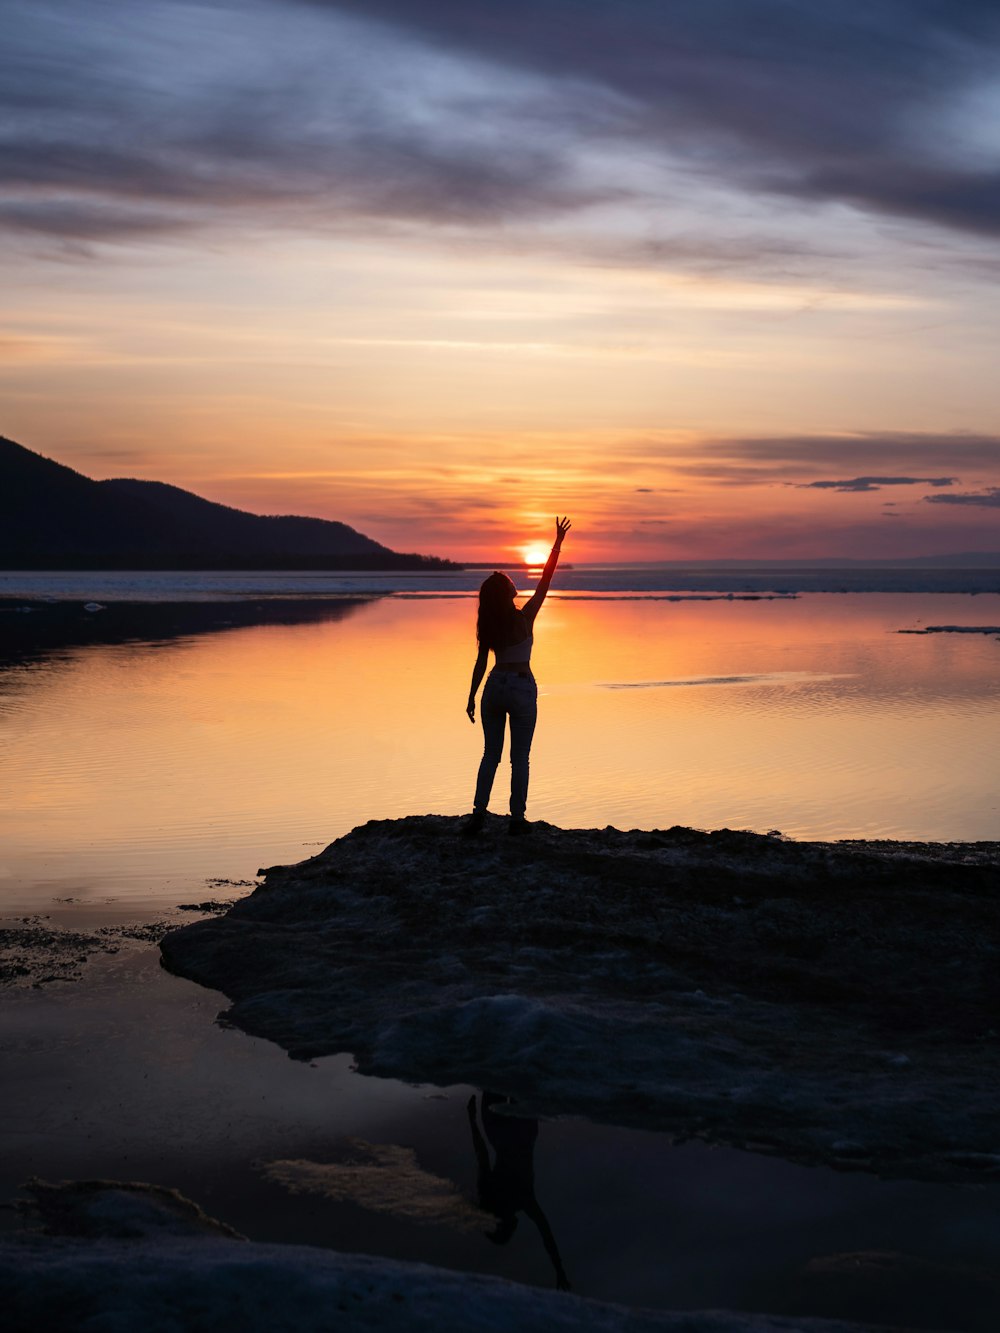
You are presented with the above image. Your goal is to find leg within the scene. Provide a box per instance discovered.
[473,676,506,813]
[506,678,538,817]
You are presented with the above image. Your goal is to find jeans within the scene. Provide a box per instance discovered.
[473,670,538,817]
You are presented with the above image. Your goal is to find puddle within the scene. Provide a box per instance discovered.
[1,946,997,1329]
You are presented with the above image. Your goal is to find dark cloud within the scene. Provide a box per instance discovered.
[799,475,956,492]
[778,163,1000,240]
[625,434,1000,495]
[0,0,613,244]
[0,198,194,241]
[667,461,808,486]
[700,432,1000,474]
[326,0,1000,237]
[3,0,1000,245]
[925,487,1000,507]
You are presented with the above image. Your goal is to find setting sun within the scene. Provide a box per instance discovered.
[521,543,550,566]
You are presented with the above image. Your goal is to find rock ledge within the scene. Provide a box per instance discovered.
[160,815,1000,1181]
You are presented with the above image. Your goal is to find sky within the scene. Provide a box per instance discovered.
[2,0,1000,562]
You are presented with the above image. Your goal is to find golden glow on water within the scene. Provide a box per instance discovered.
[2,593,998,908]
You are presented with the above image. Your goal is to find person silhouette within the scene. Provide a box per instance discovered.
[463,517,571,835]
[467,1092,571,1291]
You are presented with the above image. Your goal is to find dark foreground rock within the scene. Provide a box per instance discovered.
[0,1179,895,1333]
[160,816,1000,1182]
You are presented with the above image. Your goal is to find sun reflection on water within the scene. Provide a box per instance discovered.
[1,591,998,910]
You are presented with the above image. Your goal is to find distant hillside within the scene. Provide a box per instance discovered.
[0,436,455,570]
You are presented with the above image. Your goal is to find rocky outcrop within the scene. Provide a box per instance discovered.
[160,816,1000,1182]
[0,1176,880,1333]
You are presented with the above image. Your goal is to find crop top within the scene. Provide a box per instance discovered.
[495,632,533,664]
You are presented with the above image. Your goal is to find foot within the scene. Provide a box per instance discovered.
[507,816,531,836]
[461,811,485,836]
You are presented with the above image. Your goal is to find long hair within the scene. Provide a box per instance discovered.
[476,571,518,653]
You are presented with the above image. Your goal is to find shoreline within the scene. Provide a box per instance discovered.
[161,814,1000,1184]
[4,819,999,1332]
[3,565,1000,602]
[7,821,999,995]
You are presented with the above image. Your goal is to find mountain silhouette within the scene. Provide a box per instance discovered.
[0,436,453,570]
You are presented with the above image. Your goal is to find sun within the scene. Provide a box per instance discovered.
[521,542,550,566]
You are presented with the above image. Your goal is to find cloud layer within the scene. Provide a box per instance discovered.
[799,476,956,492]
[4,0,1000,248]
[3,4,999,560]
[311,0,1000,237]
[926,486,1000,507]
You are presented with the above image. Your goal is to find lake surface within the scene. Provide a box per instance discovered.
[2,577,999,913]
[2,570,999,1328]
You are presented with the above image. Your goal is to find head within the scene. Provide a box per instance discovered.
[476,571,518,652]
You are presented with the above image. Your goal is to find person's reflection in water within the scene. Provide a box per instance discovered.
[467,1091,571,1291]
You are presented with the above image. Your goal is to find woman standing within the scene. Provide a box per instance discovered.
[464,517,571,834]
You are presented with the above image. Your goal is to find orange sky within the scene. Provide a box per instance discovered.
[2,2,999,562]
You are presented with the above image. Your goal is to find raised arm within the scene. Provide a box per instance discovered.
[523,517,571,626]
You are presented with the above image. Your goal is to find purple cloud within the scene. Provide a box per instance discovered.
[4,0,1000,245]
[800,476,957,493]
[925,487,1000,508]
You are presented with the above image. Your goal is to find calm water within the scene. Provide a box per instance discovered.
[2,573,999,1328]
[2,582,999,911]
